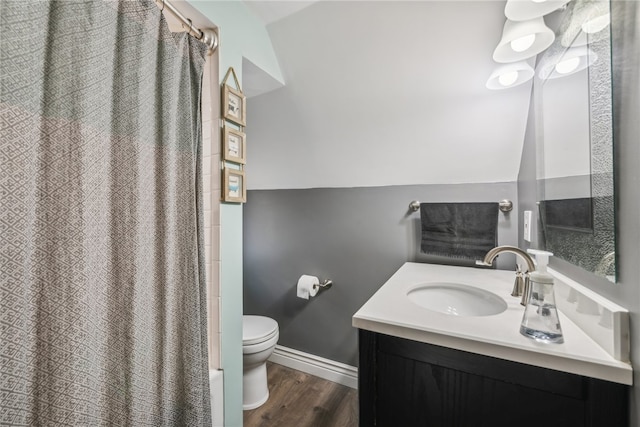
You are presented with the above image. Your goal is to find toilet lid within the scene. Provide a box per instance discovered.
[243,315,278,346]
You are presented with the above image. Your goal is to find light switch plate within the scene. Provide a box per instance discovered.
[523,210,532,242]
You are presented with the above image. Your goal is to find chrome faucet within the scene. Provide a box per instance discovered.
[476,245,536,305]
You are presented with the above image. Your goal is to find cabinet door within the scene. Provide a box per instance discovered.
[359,330,628,427]
[376,351,585,427]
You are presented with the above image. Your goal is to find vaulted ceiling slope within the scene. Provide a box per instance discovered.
[244,1,532,190]
[244,0,317,25]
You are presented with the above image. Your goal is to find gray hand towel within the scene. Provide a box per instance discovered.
[420,202,498,260]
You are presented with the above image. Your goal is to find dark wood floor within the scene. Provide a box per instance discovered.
[243,362,358,427]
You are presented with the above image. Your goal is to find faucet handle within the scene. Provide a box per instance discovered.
[511,270,525,297]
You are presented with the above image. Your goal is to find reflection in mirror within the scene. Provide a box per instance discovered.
[535,0,615,282]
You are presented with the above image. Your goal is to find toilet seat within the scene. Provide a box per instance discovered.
[243,315,278,349]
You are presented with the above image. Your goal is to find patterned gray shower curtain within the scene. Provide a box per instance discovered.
[0,1,211,425]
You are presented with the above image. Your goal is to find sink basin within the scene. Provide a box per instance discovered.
[407,282,507,317]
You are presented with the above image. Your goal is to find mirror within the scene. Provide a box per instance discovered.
[535,0,615,281]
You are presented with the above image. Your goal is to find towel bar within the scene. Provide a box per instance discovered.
[408,199,513,213]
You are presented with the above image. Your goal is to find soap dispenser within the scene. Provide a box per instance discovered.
[520,249,564,343]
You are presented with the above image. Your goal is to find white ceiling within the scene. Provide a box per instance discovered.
[243,1,537,189]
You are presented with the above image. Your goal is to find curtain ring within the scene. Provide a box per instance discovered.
[183,18,193,33]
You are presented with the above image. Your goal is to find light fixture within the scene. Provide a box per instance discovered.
[504,0,571,21]
[538,46,597,79]
[582,12,610,34]
[511,34,536,52]
[555,56,581,74]
[486,62,535,90]
[493,17,555,63]
[560,0,611,47]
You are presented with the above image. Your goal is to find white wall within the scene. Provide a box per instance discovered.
[247,1,533,190]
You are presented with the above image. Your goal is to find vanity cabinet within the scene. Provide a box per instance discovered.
[358,330,628,427]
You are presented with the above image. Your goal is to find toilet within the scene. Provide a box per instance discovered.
[242,315,279,410]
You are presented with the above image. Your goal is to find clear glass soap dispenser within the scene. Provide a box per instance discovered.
[520,249,564,344]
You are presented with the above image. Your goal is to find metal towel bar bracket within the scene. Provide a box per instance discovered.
[408,199,513,213]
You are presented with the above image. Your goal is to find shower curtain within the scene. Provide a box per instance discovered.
[0,1,211,425]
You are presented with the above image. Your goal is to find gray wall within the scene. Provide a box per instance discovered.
[517,2,640,424]
[244,183,518,366]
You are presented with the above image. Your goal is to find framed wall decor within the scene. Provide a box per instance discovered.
[220,67,247,204]
[221,67,246,126]
[222,85,246,126]
[222,126,246,164]
[222,168,246,203]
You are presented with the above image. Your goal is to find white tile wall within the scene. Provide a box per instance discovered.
[202,53,222,370]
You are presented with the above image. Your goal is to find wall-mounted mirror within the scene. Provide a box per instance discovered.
[535,0,615,281]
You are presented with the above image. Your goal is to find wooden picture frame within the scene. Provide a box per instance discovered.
[222,168,246,203]
[222,126,246,164]
[222,84,246,126]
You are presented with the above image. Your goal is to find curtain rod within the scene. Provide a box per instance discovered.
[156,0,218,51]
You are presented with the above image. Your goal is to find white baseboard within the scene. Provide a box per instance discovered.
[268,345,358,389]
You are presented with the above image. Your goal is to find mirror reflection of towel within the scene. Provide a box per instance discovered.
[420,202,499,260]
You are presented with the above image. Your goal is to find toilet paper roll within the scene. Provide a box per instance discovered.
[297,274,319,300]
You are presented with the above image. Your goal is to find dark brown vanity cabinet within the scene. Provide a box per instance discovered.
[358,330,629,427]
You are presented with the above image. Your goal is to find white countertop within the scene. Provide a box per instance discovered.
[352,262,632,385]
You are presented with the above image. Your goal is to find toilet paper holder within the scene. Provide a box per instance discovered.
[313,279,333,292]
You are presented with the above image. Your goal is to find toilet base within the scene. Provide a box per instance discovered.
[243,361,269,410]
